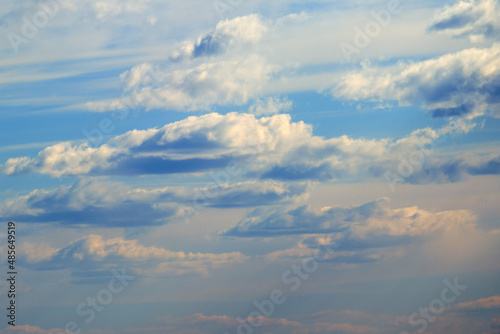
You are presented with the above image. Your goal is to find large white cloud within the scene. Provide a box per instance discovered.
[3,112,488,184]
[225,198,478,266]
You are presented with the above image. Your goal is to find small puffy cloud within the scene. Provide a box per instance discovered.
[428,0,500,42]
[333,44,500,119]
[23,234,248,277]
[171,14,267,60]
[0,178,309,227]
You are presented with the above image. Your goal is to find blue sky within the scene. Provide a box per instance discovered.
[1,0,500,334]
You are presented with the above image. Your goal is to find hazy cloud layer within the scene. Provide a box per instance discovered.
[227,198,477,266]
[6,299,500,334]
[85,15,277,112]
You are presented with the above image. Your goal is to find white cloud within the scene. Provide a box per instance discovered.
[86,55,276,112]
[0,178,309,226]
[453,295,500,311]
[333,43,500,119]
[428,0,500,42]
[227,197,476,240]
[2,112,482,184]
[171,14,267,60]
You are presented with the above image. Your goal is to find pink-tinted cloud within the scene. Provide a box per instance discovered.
[453,295,500,311]
[313,322,380,333]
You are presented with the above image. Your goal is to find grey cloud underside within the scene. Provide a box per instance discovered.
[96,155,238,175]
[260,163,343,181]
[0,178,309,227]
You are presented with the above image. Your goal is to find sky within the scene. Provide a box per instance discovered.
[0,0,500,333]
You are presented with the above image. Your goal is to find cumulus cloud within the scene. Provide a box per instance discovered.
[170,14,267,60]
[3,113,305,177]
[85,15,276,112]
[3,112,487,184]
[428,0,500,42]
[333,44,500,118]
[0,178,309,226]
[22,234,248,277]
[226,198,477,265]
